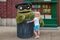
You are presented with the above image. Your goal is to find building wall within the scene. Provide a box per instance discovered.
[0,0,24,26]
[0,0,60,26]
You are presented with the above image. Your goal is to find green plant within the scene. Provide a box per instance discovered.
[39,18,44,27]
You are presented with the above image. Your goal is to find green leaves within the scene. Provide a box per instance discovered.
[39,18,44,27]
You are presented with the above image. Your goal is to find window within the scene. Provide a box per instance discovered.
[32,3,52,19]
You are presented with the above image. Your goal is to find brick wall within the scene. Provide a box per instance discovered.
[0,0,24,18]
[0,0,24,26]
[0,2,6,18]
[2,2,7,18]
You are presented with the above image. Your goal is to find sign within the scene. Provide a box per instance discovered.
[44,0,51,2]
[40,15,44,19]
[0,0,6,2]
[45,15,51,19]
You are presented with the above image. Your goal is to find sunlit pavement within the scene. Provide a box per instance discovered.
[0,26,60,40]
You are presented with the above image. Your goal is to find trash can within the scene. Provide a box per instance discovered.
[17,20,34,38]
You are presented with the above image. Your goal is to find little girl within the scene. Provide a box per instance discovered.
[27,12,40,39]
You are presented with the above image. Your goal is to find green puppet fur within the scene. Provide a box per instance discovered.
[16,9,33,23]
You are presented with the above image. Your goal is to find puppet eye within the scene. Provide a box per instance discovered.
[28,7,30,8]
[19,7,22,10]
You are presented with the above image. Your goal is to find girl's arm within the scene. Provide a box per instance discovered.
[27,20,34,23]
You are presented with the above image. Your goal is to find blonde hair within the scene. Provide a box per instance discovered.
[34,12,40,19]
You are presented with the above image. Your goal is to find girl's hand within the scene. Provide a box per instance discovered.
[27,21,30,23]
[27,20,33,23]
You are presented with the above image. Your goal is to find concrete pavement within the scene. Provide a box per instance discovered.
[0,26,60,40]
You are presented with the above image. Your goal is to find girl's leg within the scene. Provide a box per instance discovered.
[33,30,38,37]
[37,30,40,36]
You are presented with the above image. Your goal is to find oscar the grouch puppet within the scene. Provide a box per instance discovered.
[15,2,44,38]
[15,2,44,27]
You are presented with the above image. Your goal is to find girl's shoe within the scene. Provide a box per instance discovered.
[35,36,40,39]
